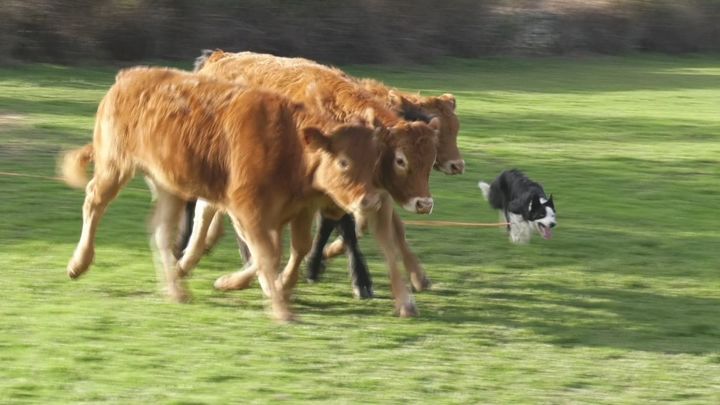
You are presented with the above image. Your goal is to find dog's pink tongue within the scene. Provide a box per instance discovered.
[541,227,553,240]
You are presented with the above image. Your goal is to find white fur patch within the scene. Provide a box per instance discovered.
[508,212,533,244]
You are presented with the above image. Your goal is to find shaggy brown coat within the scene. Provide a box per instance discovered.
[60,67,380,322]
[193,50,442,315]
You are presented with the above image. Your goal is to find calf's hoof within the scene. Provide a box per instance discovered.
[214,273,254,291]
[306,259,326,283]
[272,308,297,324]
[352,284,374,300]
[411,274,432,292]
[67,259,91,279]
[166,284,192,303]
[396,302,418,318]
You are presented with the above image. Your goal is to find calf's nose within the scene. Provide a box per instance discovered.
[449,160,465,175]
[415,197,434,214]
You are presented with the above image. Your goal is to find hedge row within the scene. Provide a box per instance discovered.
[2,0,718,64]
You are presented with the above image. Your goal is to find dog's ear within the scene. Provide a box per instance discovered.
[547,194,555,209]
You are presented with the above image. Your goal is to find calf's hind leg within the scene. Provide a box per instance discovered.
[67,168,131,279]
[213,215,261,293]
[279,209,315,300]
[149,185,189,302]
[224,212,292,322]
[204,211,226,254]
[177,199,218,278]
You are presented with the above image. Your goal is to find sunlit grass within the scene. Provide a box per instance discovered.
[1,55,719,403]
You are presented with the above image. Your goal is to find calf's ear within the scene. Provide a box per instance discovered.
[388,90,402,108]
[438,93,456,111]
[301,127,331,151]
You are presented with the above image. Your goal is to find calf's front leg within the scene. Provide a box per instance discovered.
[391,210,432,292]
[372,194,417,317]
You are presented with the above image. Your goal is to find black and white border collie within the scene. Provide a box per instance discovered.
[478,169,557,244]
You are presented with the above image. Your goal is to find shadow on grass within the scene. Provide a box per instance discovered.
[421,280,720,355]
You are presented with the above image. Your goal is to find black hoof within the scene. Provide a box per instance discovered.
[306,258,326,283]
[352,283,374,299]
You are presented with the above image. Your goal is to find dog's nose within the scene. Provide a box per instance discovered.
[550,222,557,228]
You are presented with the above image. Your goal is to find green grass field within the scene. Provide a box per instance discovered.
[1,55,719,403]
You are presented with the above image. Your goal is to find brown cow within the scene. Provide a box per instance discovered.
[199,51,467,294]
[186,50,441,316]
[59,67,381,322]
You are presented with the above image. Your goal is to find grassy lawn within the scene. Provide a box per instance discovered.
[1,55,719,403]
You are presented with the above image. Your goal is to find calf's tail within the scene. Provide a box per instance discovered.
[59,143,94,189]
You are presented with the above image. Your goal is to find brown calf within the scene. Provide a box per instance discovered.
[321,79,464,290]
[60,67,380,322]
[358,78,462,175]
[191,50,440,315]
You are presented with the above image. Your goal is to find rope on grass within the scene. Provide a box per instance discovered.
[404,219,508,228]
[1,171,510,228]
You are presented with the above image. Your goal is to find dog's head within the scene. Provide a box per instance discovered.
[528,194,556,240]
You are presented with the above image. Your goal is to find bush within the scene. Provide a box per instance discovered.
[0,0,718,65]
